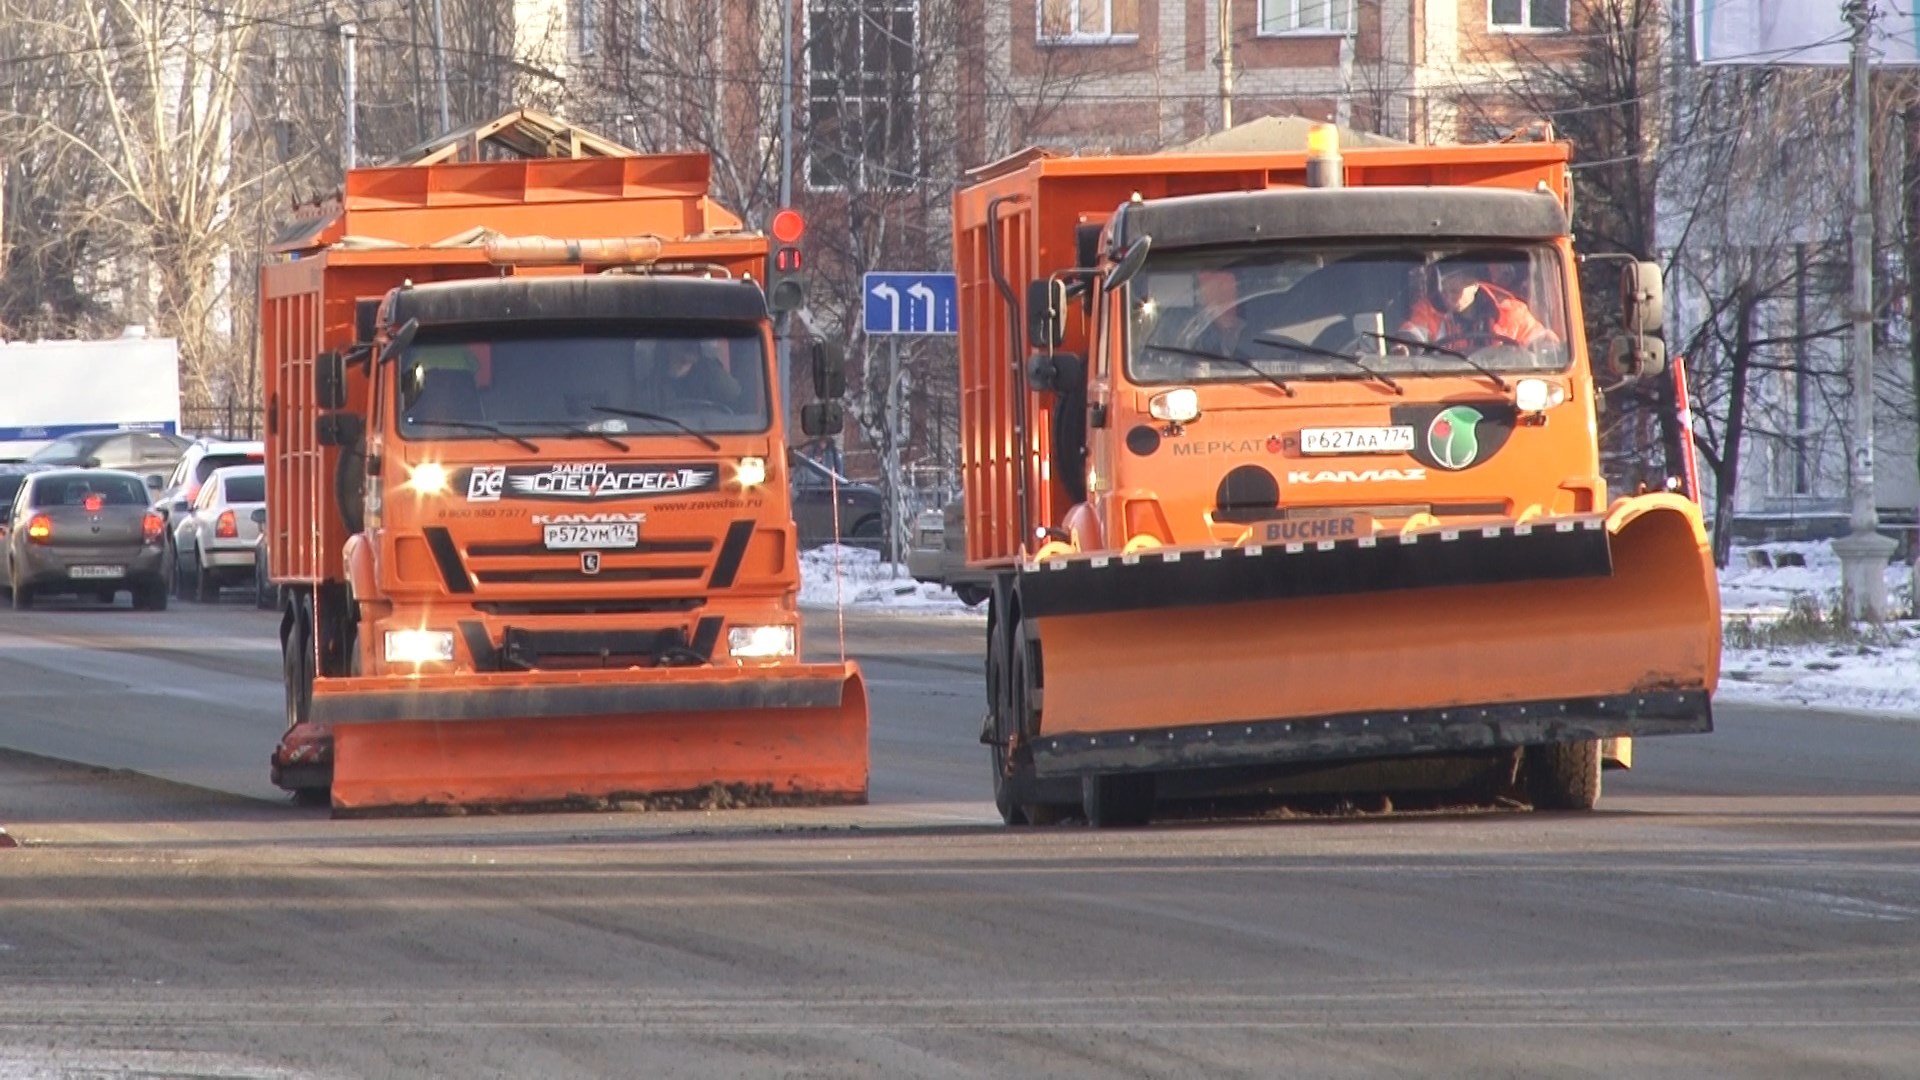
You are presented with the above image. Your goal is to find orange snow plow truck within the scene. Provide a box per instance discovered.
[262,114,866,814]
[956,126,1719,827]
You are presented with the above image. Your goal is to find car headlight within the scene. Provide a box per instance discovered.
[727,625,795,659]
[736,456,767,488]
[385,629,455,664]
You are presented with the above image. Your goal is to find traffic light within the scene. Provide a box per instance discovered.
[767,208,806,314]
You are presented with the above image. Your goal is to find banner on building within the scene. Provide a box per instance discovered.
[1694,1,1920,66]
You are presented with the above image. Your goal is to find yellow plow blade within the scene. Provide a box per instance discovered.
[1024,496,1717,776]
[311,663,868,814]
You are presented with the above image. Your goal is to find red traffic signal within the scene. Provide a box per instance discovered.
[771,208,806,245]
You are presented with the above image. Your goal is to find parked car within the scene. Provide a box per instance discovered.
[27,429,192,489]
[252,507,276,610]
[4,468,168,609]
[171,463,266,603]
[789,450,888,554]
[0,464,51,548]
[904,499,989,607]
[153,438,265,583]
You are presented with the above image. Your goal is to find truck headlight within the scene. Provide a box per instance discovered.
[728,625,795,659]
[385,629,455,664]
[736,456,767,488]
[407,462,449,494]
[1149,388,1200,424]
[1513,378,1565,414]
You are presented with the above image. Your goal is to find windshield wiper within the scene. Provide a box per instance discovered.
[1143,342,1295,397]
[1251,334,1402,395]
[1363,331,1509,390]
[409,417,539,452]
[588,405,722,450]
[497,419,629,452]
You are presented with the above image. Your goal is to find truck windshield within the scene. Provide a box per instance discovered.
[1128,243,1571,385]
[395,327,772,442]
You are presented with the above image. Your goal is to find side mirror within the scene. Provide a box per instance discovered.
[316,411,366,448]
[1027,279,1066,350]
[1621,261,1664,333]
[144,475,162,491]
[810,340,847,399]
[315,350,348,410]
[83,456,101,469]
[799,401,845,438]
[379,318,419,364]
[1103,236,1152,292]
[354,299,381,346]
[250,507,266,524]
[1606,335,1667,381]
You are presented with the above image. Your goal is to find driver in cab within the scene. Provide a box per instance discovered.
[1398,260,1558,351]
[644,339,742,411]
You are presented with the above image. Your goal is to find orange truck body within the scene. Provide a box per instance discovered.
[954,134,1719,825]
[261,143,866,813]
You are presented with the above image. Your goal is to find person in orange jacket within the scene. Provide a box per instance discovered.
[1399,261,1559,350]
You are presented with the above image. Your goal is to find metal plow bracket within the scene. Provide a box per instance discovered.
[318,665,869,814]
[1030,500,1719,750]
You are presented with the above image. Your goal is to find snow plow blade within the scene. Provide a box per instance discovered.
[309,663,868,814]
[1021,495,1718,776]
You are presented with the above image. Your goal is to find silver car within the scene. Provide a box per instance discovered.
[5,469,168,610]
[171,463,265,603]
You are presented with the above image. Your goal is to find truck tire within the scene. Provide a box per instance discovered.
[1082,772,1155,829]
[987,608,1071,826]
[1526,740,1602,811]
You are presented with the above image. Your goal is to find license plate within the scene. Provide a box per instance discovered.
[1300,426,1415,455]
[70,565,125,579]
[542,523,638,550]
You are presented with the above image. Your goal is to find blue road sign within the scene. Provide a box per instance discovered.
[863,272,958,336]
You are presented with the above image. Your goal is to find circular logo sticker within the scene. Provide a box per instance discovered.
[1426,406,1484,470]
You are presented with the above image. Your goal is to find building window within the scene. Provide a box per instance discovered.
[807,0,920,191]
[1258,0,1353,35]
[575,0,600,56]
[1038,0,1141,44]
[1490,0,1568,31]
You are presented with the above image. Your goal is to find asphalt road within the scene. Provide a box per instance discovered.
[1,595,1918,1078]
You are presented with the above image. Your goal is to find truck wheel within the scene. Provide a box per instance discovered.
[193,548,219,604]
[1082,772,1155,829]
[1526,740,1602,811]
[1008,620,1072,826]
[283,606,313,731]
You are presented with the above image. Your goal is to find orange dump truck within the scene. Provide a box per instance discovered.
[955,127,1719,827]
[262,116,865,813]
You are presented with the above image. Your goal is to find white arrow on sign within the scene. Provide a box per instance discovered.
[870,282,901,331]
[906,281,936,333]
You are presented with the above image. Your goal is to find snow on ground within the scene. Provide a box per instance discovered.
[795,536,1920,717]
[1718,541,1920,717]
[798,545,984,617]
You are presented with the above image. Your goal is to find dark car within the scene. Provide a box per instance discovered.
[789,450,887,553]
[4,468,169,610]
[0,464,52,548]
[28,429,192,488]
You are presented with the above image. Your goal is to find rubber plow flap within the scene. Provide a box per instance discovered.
[315,662,869,814]
[1025,495,1718,776]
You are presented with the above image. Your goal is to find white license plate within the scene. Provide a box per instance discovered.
[1299,426,1416,455]
[542,523,639,550]
[70,565,125,580]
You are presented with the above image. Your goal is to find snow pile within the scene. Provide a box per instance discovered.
[797,544,985,616]
[1718,541,1920,717]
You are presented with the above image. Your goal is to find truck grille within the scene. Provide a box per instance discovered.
[424,521,755,594]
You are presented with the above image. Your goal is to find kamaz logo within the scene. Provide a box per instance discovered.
[1285,468,1428,484]
[531,512,646,525]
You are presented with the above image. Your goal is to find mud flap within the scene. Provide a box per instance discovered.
[311,663,868,814]
[1024,495,1718,775]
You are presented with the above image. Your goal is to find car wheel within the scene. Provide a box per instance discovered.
[10,580,32,610]
[133,577,169,611]
[193,547,219,604]
[171,539,191,599]
[850,515,886,557]
[96,588,117,605]
[255,561,274,610]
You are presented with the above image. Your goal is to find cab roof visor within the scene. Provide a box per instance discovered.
[1110,187,1570,251]
[389,275,769,329]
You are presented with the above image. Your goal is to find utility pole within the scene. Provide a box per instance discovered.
[430,0,452,137]
[1835,0,1897,621]
[775,0,797,429]
[342,24,358,170]
[1217,0,1235,132]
